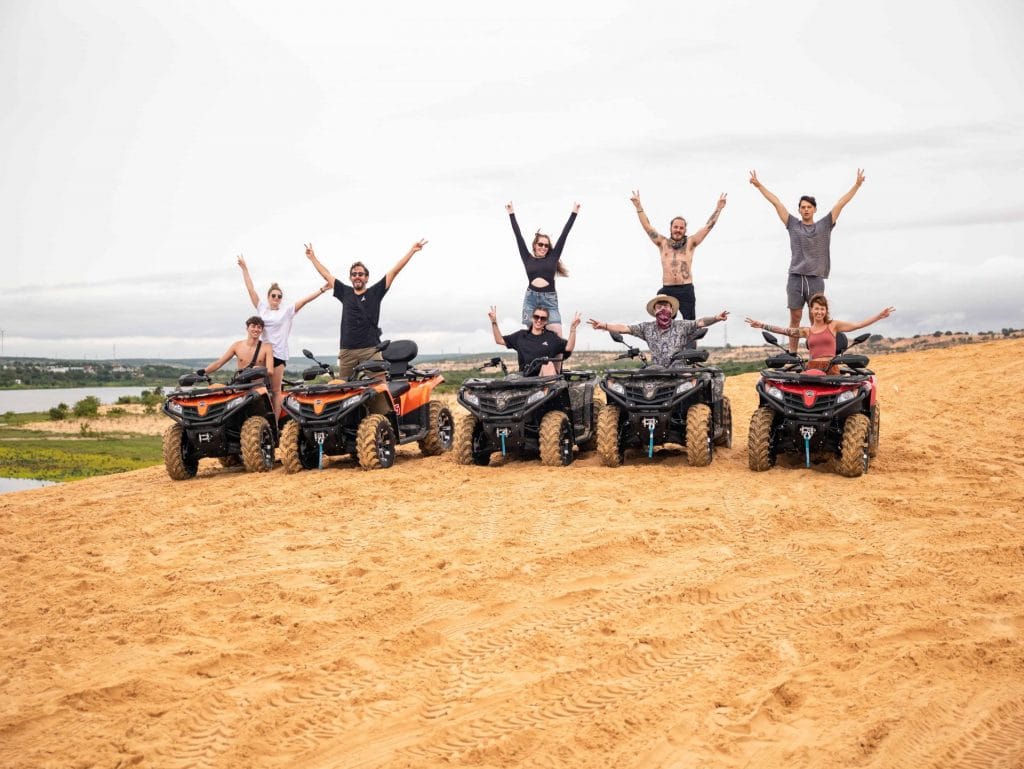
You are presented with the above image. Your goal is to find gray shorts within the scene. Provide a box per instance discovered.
[787,274,826,310]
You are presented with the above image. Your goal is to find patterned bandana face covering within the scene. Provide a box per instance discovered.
[655,308,674,329]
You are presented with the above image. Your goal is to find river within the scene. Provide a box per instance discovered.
[0,387,159,414]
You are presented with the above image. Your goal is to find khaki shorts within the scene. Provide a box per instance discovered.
[338,346,383,379]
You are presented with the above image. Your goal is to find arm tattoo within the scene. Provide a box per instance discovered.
[647,229,659,242]
[768,325,804,337]
[704,210,720,230]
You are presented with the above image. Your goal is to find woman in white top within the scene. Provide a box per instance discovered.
[237,255,330,415]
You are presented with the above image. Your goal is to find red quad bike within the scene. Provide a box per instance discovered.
[748,331,880,477]
[278,340,453,472]
[161,366,278,480]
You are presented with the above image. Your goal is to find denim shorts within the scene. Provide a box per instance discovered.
[522,290,561,325]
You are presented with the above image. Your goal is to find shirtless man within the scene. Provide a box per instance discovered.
[630,189,727,327]
[197,316,275,389]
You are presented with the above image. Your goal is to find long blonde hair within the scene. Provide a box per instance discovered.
[532,231,569,277]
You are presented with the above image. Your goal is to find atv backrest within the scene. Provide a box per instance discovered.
[382,339,418,378]
[835,332,849,355]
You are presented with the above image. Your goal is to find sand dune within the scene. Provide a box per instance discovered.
[1,339,1023,768]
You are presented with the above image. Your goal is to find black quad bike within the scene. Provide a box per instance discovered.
[748,331,879,478]
[454,356,598,467]
[278,340,453,472]
[161,366,278,480]
[596,330,732,467]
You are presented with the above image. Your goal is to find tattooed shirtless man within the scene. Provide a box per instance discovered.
[629,190,727,329]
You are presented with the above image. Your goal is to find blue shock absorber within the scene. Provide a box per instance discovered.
[318,442,323,470]
[648,423,655,457]
[500,432,507,456]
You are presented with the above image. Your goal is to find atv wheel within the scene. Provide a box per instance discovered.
[868,404,880,458]
[218,454,241,468]
[162,423,198,480]
[241,415,275,472]
[539,410,574,467]
[686,403,713,467]
[714,397,733,448]
[281,420,319,473]
[356,413,396,470]
[418,400,454,456]
[748,407,777,472]
[578,402,602,452]
[838,413,871,478]
[596,404,623,467]
[453,415,490,466]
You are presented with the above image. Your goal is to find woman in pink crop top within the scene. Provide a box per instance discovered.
[745,293,894,371]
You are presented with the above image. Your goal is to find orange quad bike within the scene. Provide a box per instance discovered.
[279,340,454,471]
[161,366,278,480]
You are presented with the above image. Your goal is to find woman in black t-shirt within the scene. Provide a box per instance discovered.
[488,305,580,376]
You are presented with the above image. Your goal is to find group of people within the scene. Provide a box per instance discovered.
[202,169,896,409]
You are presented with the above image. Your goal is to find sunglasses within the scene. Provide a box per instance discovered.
[535,242,551,249]
[350,272,367,278]
[269,293,282,299]
[532,315,549,322]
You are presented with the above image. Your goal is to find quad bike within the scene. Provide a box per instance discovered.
[596,329,732,467]
[454,356,598,467]
[748,331,879,477]
[161,366,278,480]
[278,340,453,472]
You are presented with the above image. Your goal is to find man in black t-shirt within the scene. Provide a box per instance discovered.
[488,305,580,375]
[305,239,428,378]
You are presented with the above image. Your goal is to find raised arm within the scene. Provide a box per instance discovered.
[506,203,531,260]
[630,190,664,245]
[830,169,866,223]
[564,312,582,354]
[294,282,332,312]
[749,171,789,225]
[304,243,335,285]
[551,204,579,254]
[237,255,259,308]
[689,193,728,248]
[587,318,631,334]
[488,306,507,346]
[832,306,894,334]
[744,317,809,339]
[385,239,427,289]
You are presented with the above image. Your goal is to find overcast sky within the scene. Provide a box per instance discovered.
[3,0,1022,359]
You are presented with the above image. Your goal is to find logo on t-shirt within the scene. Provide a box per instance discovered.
[541,341,548,346]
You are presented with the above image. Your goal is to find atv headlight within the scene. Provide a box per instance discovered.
[674,380,696,395]
[606,380,626,395]
[766,385,784,401]
[836,390,856,404]
[166,401,183,415]
[525,388,548,405]
[462,391,480,407]
[283,395,299,412]
[224,396,246,411]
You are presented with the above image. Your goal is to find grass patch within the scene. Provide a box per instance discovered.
[0,433,163,482]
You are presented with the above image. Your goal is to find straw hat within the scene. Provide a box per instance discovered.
[646,294,680,316]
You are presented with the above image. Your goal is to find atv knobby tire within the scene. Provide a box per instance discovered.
[539,410,574,467]
[162,423,198,480]
[838,412,870,478]
[748,406,776,472]
[686,403,713,467]
[418,400,454,456]
[577,402,602,452]
[241,415,275,473]
[453,415,490,466]
[596,404,623,467]
[715,397,733,448]
[868,404,880,458]
[356,413,396,470]
[281,420,320,473]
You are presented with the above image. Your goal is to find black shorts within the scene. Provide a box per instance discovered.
[273,357,287,368]
[659,284,696,320]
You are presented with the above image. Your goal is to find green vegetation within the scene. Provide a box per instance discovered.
[0,434,163,482]
[0,360,185,389]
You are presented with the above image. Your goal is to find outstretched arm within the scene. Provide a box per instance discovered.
[831,169,865,223]
[833,306,894,334]
[744,317,809,339]
[385,239,428,289]
[630,190,664,246]
[294,282,333,312]
[237,255,259,308]
[304,243,336,285]
[204,345,237,375]
[689,193,728,248]
[588,318,631,334]
[488,306,507,346]
[696,310,730,328]
[749,171,789,225]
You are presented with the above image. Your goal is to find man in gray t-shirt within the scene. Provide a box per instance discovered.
[749,169,865,352]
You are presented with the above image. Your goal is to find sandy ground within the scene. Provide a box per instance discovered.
[1,339,1023,769]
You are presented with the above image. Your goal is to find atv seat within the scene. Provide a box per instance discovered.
[383,339,418,378]
[387,381,411,399]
